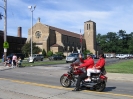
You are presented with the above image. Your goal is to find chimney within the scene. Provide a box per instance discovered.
[18,27,22,37]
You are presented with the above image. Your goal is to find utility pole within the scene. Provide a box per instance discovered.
[28,5,36,62]
[0,0,7,60]
[80,29,82,54]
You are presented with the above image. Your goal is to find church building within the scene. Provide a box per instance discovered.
[27,18,102,56]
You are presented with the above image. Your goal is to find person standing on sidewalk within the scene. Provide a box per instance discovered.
[12,54,17,68]
[2,54,5,64]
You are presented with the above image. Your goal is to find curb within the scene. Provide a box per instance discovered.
[106,73,133,82]
[0,66,14,71]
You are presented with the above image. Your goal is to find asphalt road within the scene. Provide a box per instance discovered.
[0,58,133,99]
[0,62,133,99]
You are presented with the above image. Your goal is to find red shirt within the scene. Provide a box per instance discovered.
[78,57,94,69]
[95,58,105,69]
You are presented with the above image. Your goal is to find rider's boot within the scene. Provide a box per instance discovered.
[72,87,80,91]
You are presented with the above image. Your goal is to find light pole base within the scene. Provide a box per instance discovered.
[29,57,34,63]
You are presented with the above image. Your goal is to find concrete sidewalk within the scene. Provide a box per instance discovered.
[0,65,14,71]
[0,65,133,82]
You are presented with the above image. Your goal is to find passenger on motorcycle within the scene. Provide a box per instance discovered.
[85,53,105,82]
[72,53,94,91]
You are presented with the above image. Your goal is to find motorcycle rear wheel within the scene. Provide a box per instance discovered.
[93,81,106,92]
[60,75,71,87]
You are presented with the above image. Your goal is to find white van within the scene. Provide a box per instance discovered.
[115,54,128,59]
[104,53,115,58]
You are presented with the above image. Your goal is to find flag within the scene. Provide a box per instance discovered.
[80,29,82,43]
[80,34,83,43]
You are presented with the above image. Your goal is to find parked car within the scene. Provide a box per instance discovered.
[32,54,44,61]
[49,55,63,60]
[66,53,84,63]
[7,53,25,60]
[115,54,128,59]
[28,54,44,62]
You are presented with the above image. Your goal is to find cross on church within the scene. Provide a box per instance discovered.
[38,17,40,22]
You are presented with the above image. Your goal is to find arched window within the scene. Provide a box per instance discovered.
[87,24,88,30]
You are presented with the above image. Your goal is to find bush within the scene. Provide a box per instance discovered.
[47,51,53,57]
[42,49,46,57]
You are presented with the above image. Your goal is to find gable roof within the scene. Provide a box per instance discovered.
[49,25,84,39]
[51,44,61,47]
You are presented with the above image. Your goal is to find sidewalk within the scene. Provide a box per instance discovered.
[0,65,133,82]
[106,73,133,82]
[0,65,14,71]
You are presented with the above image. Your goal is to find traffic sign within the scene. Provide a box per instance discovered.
[3,41,9,48]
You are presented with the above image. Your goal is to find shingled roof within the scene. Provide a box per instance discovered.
[49,25,84,39]
[51,44,61,47]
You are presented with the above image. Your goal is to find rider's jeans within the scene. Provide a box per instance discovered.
[87,69,100,76]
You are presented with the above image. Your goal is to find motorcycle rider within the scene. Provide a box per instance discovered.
[85,53,105,81]
[72,53,94,91]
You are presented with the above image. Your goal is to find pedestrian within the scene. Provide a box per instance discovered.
[17,57,22,67]
[4,57,12,67]
[2,54,5,64]
[12,53,17,68]
[72,53,94,91]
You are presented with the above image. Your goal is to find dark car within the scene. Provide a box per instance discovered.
[49,55,63,60]
[7,53,25,60]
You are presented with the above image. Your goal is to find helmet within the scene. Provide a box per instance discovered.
[86,53,92,57]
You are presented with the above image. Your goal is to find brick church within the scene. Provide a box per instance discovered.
[27,18,102,56]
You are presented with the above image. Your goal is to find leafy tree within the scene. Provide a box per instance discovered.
[83,50,92,59]
[22,41,41,57]
[46,50,53,57]
[55,52,63,56]
[97,30,133,54]
[42,49,46,57]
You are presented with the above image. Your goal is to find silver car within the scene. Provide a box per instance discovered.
[28,54,44,62]
[66,53,84,63]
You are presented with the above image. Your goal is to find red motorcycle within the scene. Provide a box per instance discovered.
[60,63,107,92]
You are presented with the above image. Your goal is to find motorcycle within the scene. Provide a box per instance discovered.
[60,63,107,92]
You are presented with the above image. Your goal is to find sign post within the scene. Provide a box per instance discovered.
[3,41,9,49]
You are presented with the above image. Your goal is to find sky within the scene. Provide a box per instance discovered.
[0,0,133,38]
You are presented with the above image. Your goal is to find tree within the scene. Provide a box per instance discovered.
[42,49,46,57]
[46,50,53,57]
[22,41,41,57]
[83,50,92,59]
[97,30,133,54]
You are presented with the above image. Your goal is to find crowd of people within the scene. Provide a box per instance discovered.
[2,54,22,68]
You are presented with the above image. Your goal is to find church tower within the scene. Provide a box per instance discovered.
[84,20,97,55]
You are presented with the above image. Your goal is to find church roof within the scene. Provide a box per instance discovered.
[49,26,84,39]
[51,44,61,47]
[84,20,96,23]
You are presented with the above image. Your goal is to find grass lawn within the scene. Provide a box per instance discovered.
[22,60,66,67]
[1,58,133,74]
[105,59,133,74]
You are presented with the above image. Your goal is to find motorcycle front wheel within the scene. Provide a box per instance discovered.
[93,81,106,92]
[60,75,71,87]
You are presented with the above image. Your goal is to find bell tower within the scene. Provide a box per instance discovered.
[84,20,97,55]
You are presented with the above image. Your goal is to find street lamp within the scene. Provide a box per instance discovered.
[28,5,36,62]
[0,0,7,60]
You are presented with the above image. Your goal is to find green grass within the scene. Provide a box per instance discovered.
[22,60,66,67]
[1,58,133,74]
[105,59,133,74]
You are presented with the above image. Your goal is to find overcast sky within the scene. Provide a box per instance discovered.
[0,0,133,38]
